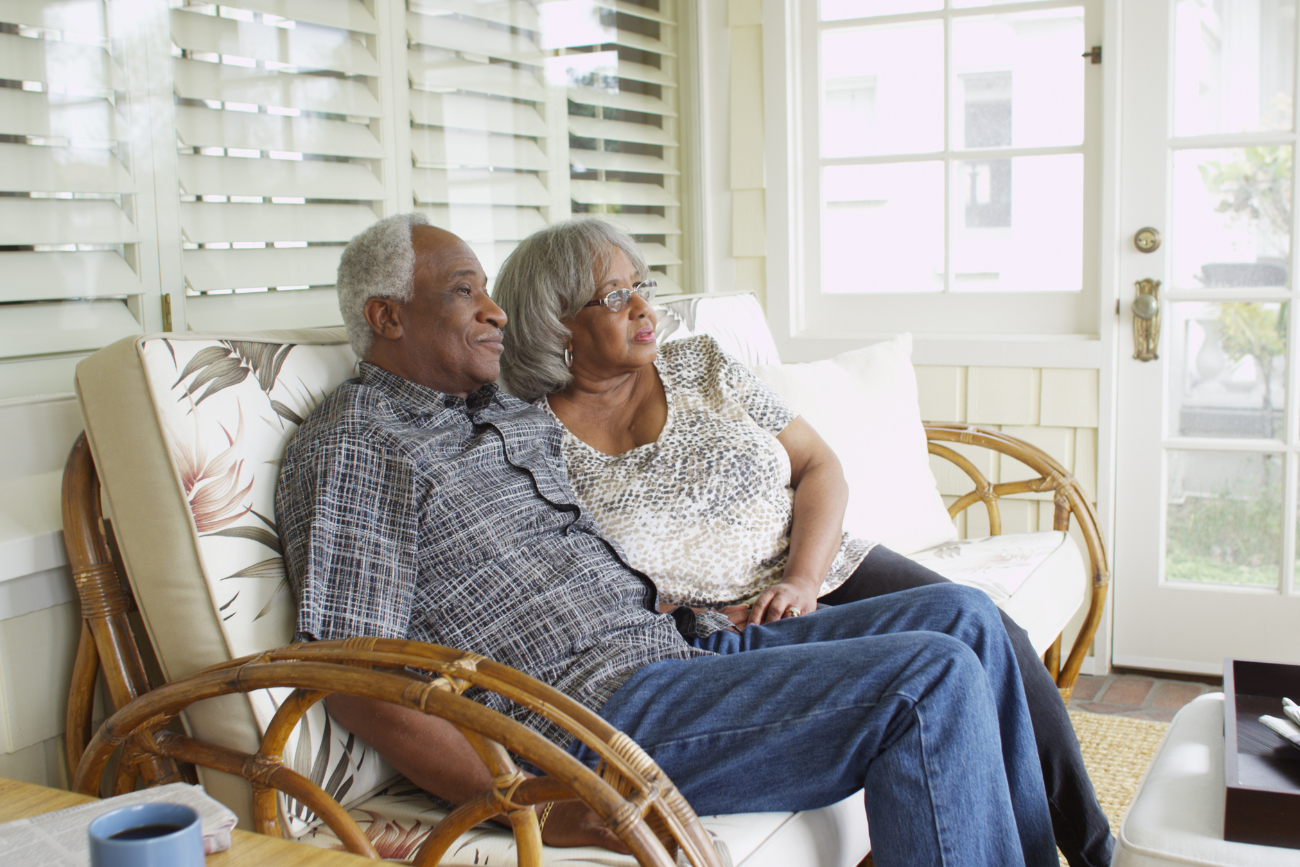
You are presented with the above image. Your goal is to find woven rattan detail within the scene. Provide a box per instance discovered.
[73,563,130,618]
[242,753,283,789]
[487,771,529,814]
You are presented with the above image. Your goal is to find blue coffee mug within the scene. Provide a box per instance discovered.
[88,802,204,867]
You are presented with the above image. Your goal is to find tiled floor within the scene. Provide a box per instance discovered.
[1068,670,1223,722]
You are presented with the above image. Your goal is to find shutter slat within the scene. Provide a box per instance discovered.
[0,355,88,401]
[412,169,550,206]
[185,286,344,331]
[0,198,139,245]
[409,92,547,137]
[222,0,378,35]
[183,246,344,291]
[613,59,674,88]
[651,273,682,295]
[408,0,539,31]
[181,202,377,243]
[0,143,134,194]
[477,240,522,276]
[567,86,675,117]
[569,116,676,147]
[174,58,383,116]
[2,1,107,35]
[569,148,677,175]
[0,33,116,90]
[596,1,672,25]
[170,9,380,77]
[417,204,546,243]
[637,242,680,267]
[603,213,681,236]
[406,13,543,64]
[1,299,139,357]
[175,105,383,158]
[412,130,549,171]
[408,55,546,101]
[0,251,140,303]
[608,29,674,58]
[570,179,679,206]
[178,154,385,200]
[0,90,116,141]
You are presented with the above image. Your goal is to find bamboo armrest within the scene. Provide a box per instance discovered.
[924,424,1109,699]
[72,641,721,867]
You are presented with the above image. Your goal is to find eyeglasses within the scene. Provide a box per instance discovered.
[584,280,656,313]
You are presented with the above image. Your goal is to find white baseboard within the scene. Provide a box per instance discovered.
[1111,654,1224,678]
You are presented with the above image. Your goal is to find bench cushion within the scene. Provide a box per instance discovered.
[908,531,1087,655]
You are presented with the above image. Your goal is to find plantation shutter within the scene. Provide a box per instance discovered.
[170,0,393,331]
[563,0,683,292]
[404,0,685,293]
[0,1,151,397]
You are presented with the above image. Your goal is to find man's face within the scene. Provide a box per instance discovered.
[388,225,506,396]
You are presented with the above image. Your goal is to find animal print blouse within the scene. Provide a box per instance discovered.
[543,335,874,607]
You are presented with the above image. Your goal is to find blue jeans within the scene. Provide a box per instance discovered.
[573,584,1056,867]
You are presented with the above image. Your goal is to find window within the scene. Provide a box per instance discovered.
[790,0,1102,339]
[0,0,690,401]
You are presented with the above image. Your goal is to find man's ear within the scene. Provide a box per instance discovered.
[364,296,404,342]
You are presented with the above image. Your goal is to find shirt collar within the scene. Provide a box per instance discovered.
[357,362,499,417]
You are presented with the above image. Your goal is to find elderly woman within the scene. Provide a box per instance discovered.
[493,218,1113,867]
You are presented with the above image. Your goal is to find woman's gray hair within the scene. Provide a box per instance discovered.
[336,212,430,359]
[495,218,648,401]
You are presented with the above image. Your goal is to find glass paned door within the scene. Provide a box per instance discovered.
[1113,0,1300,673]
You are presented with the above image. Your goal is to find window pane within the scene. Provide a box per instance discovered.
[1174,0,1296,137]
[1167,301,1288,439]
[952,8,1085,148]
[1166,449,1283,588]
[821,0,942,21]
[822,22,943,157]
[823,162,944,293]
[951,154,1082,291]
[1171,147,1292,290]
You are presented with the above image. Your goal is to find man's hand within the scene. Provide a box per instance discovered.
[721,604,751,631]
[542,800,631,853]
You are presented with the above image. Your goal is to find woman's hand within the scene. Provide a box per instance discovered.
[541,800,632,852]
[747,578,819,625]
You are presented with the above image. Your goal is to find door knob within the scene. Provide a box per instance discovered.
[1134,227,1161,252]
[1133,279,1160,361]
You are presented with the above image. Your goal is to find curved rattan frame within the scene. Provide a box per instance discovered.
[924,424,1109,699]
[61,434,721,867]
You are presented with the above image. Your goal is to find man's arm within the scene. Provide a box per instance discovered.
[326,693,628,851]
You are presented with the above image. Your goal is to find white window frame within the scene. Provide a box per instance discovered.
[761,0,1113,367]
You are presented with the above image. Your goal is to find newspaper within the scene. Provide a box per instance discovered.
[0,783,238,866]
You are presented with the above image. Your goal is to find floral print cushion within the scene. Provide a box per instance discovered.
[137,334,399,834]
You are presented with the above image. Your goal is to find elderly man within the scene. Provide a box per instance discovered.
[276,213,1058,867]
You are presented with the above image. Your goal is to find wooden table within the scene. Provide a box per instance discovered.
[0,777,375,865]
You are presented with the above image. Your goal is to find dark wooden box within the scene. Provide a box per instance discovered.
[1223,658,1300,849]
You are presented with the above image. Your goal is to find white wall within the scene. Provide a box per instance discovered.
[0,396,84,787]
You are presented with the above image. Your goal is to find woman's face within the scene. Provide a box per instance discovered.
[564,246,658,380]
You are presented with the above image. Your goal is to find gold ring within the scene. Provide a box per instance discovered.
[784,607,801,618]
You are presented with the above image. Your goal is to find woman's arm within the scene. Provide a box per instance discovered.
[747,417,850,624]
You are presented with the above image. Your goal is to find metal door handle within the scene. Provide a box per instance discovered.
[1133,279,1160,361]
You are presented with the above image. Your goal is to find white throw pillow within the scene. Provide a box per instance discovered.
[751,334,957,556]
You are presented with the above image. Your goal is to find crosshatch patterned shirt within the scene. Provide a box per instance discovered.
[277,362,729,747]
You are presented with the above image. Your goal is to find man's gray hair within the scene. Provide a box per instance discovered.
[337,212,430,359]
[495,218,648,402]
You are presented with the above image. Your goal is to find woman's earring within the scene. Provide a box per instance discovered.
[564,346,573,368]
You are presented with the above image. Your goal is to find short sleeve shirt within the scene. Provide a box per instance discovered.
[276,363,729,747]
[544,336,873,608]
